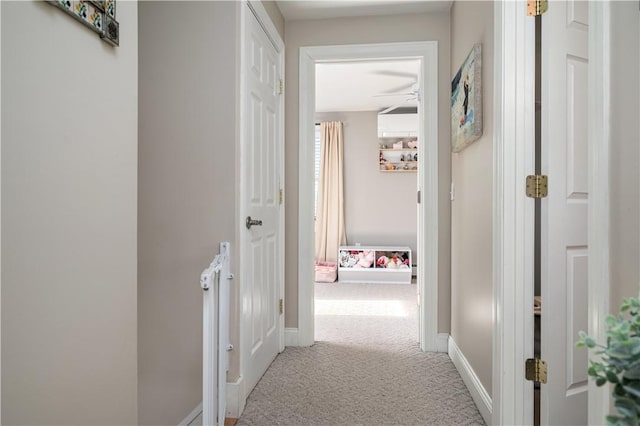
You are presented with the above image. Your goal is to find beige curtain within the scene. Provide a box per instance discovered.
[315,121,347,263]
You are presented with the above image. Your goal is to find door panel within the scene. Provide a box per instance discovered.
[541,1,588,424]
[243,5,281,393]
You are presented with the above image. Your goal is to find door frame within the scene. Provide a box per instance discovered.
[237,0,286,413]
[297,41,440,351]
[492,1,610,424]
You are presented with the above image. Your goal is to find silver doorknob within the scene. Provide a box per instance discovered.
[246,216,263,229]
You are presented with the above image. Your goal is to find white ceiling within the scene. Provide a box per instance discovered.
[276,1,452,21]
[315,59,421,112]
[277,1,448,112]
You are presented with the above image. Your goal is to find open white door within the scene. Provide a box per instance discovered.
[241,2,283,396]
[541,1,589,424]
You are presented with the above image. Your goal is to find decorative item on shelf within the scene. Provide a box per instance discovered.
[407,140,418,149]
[379,148,418,172]
[392,141,404,150]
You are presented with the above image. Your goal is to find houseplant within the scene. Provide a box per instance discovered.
[578,297,640,426]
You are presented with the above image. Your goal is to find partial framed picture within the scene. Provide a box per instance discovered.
[451,44,482,153]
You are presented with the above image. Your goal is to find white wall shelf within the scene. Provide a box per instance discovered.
[379,148,418,172]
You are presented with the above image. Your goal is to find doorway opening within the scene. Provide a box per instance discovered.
[297,41,440,351]
[312,59,420,345]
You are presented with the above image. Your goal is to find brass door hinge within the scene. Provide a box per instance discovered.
[525,358,548,384]
[527,0,548,16]
[526,175,548,198]
[279,298,283,315]
[279,189,284,205]
[279,79,284,95]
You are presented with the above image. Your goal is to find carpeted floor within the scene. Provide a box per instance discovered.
[236,282,485,426]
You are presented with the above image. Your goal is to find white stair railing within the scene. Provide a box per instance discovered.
[200,242,233,426]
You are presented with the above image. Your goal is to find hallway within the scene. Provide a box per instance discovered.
[236,283,485,425]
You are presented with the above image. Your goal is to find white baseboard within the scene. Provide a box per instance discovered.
[226,376,246,418]
[285,327,299,346]
[448,337,492,425]
[437,333,449,352]
[178,402,202,426]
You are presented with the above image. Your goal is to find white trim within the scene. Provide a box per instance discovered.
[247,0,284,52]
[298,41,439,351]
[492,2,536,426]
[238,0,286,413]
[587,1,611,423]
[0,1,3,421]
[178,403,202,426]
[436,333,449,353]
[225,377,246,419]
[449,337,492,425]
[284,328,299,347]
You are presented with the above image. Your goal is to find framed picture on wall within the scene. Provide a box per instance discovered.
[451,44,482,153]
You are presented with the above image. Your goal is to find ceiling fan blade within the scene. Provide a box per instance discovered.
[379,104,405,114]
[371,70,417,79]
[380,81,416,94]
[372,92,415,97]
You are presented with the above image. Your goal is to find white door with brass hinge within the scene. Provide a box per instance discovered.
[241,2,283,398]
[541,1,589,424]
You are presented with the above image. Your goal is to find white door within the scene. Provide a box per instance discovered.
[242,4,282,394]
[541,1,589,424]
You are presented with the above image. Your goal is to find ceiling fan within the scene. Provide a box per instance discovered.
[370,70,420,113]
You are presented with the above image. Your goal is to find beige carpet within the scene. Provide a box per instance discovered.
[237,282,485,426]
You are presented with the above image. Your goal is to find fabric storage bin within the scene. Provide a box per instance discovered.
[315,261,337,283]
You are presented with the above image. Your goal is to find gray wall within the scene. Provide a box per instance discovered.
[450,1,494,395]
[609,2,640,310]
[138,2,240,424]
[1,1,138,423]
[262,1,284,40]
[285,12,451,331]
[315,111,417,256]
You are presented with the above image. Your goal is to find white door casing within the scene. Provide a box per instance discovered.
[297,42,439,351]
[541,1,589,424]
[491,2,536,424]
[240,0,284,402]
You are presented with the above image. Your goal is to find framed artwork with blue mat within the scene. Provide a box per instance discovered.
[451,44,482,153]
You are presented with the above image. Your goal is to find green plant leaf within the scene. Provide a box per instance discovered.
[609,341,638,360]
[596,376,607,386]
[623,360,640,380]
[608,315,620,326]
[622,383,640,399]
[608,370,621,383]
[606,415,628,426]
[614,383,626,396]
[614,397,637,419]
